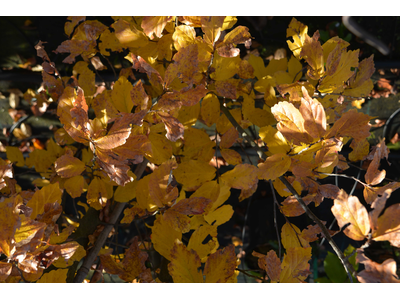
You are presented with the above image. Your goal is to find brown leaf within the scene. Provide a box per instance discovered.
[357,250,400,283]
[365,139,389,186]
[372,203,400,247]
[299,86,326,139]
[252,250,281,282]
[157,111,184,142]
[172,197,212,215]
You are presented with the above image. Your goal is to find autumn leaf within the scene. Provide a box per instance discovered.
[111,19,148,49]
[203,244,237,283]
[356,250,400,283]
[286,18,308,59]
[201,16,225,45]
[271,101,313,145]
[27,182,62,220]
[216,26,251,58]
[37,268,68,283]
[252,250,281,282]
[220,163,258,190]
[258,153,291,181]
[55,150,86,178]
[372,203,400,247]
[299,31,324,80]
[151,214,182,260]
[187,223,219,262]
[173,159,216,191]
[299,86,326,139]
[365,139,388,186]
[331,189,370,241]
[141,16,173,39]
[168,240,203,283]
[0,196,20,257]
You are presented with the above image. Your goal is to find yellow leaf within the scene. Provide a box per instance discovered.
[172,25,196,51]
[248,54,267,80]
[273,176,302,197]
[151,214,182,260]
[135,174,157,212]
[86,177,108,210]
[280,247,312,283]
[201,93,220,127]
[204,244,237,283]
[201,16,225,45]
[114,172,138,203]
[288,55,303,82]
[111,76,134,113]
[6,146,24,167]
[319,49,360,93]
[220,163,258,190]
[145,131,173,165]
[52,243,86,268]
[259,125,290,155]
[168,240,203,283]
[73,61,96,104]
[64,175,86,198]
[281,222,309,249]
[111,19,148,49]
[37,268,68,283]
[27,182,62,219]
[204,204,234,226]
[210,52,241,81]
[216,108,242,135]
[187,223,219,262]
[220,149,242,165]
[14,217,45,246]
[173,160,215,191]
[49,225,75,244]
[177,102,200,128]
[299,32,324,80]
[258,153,291,181]
[25,149,53,173]
[265,58,288,76]
[286,18,308,59]
[271,101,313,145]
[242,94,276,128]
[181,127,215,163]
[331,189,370,241]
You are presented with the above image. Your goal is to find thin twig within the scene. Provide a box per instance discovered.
[269,180,282,259]
[73,159,148,283]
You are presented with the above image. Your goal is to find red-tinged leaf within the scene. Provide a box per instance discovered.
[281,194,314,217]
[172,44,199,85]
[365,139,389,186]
[299,86,326,139]
[216,25,251,51]
[131,54,163,90]
[172,197,212,215]
[220,163,258,190]
[157,111,184,142]
[271,101,313,145]
[131,80,149,111]
[168,241,203,283]
[94,110,146,150]
[180,85,208,106]
[219,127,239,149]
[96,156,133,187]
[252,250,281,282]
[258,153,291,181]
[331,189,370,241]
[372,203,400,247]
[112,134,151,164]
[324,109,371,141]
[215,78,240,99]
[55,153,86,178]
[141,16,173,39]
[54,40,91,64]
[0,196,20,257]
[357,250,400,283]
[318,184,341,199]
[42,72,64,101]
[204,244,237,283]
[0,262,12,281]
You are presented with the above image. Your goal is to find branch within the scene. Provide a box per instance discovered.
[220,101,356,282]
[73,159,148,283]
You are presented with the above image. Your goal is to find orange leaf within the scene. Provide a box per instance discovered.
[331,189,370,241]
[55,153,86,178]
[156,111,184,142]
[372,203,400,247]
[299,86,326,139]
[258,153,291,181]
[299,31,324,80]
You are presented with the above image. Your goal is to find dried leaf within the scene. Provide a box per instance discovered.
[204,244,237,283]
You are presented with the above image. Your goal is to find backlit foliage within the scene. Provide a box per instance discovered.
[0,16,399,283]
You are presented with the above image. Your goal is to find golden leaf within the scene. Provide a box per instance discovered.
[204,244,237,283]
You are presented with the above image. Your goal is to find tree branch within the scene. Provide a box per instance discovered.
[73,159,148,283]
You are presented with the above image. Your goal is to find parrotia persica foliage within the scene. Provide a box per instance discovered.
[0,16,399,283]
